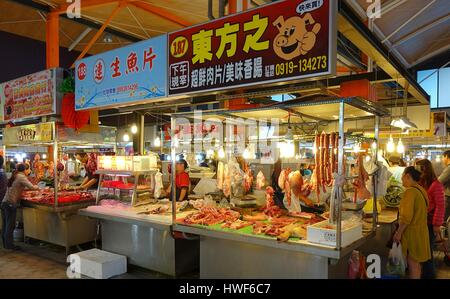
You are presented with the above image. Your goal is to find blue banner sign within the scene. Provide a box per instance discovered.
[75,34,167,110]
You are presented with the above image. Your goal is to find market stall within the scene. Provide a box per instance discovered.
[79,155,199,276]
[75,32,199,276]
[170,96,390,278]
[3,122,117,254]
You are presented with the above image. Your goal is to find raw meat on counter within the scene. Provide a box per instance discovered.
[221,219,252,230]
[99,199,131,209]
[277,223,307,241]
[141,205,169,215]
[182,207,240,226]
[22,189,94,205]
[242,212,268,222]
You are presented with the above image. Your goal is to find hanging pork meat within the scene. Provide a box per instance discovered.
[217,161,224,190]
[256,171,266,190]
[352,153,371,202]
[223,164,231,198]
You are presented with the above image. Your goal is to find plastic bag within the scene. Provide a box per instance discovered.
[348,250,367,279]
[386,243,406,276]
[154,170,164,199]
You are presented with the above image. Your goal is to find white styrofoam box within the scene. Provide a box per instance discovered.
[70,249,127,279]
[307,220,363,248]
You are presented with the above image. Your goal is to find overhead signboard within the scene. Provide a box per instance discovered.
[168,0,336,96]
[0,68,62,122]
[3,122,54,145]
[75,34,167,110]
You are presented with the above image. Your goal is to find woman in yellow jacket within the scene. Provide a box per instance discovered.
[393,166,431,279]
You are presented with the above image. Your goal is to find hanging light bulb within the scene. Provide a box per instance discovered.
[173,136,180,148]
[206,148,214,159]
[353,142,361,153]
[123,131,130,142]
[371,141,377,150]
[281,141,295,158]
[243,147,251,159]
[153,136,161,147]
[42,153,47,159]
[386,135,395,153]
[131,124,138,134]
[396,138,405,154]
[218,147,225,159]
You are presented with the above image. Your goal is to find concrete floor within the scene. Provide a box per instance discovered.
[0,240,196,279]
[0,240,449,279]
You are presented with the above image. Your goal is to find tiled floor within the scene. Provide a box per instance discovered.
[0,240,449,279]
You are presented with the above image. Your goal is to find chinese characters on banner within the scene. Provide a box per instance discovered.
[0,69,61,122]
[168,0,336,95]
[75,34,167,110]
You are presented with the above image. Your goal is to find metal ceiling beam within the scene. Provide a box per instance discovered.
[411,44,450,67]
[52,0,126,15]
[130,1,193,27]
[392,13,450,48]
[345,0,411,68]
[339,0,430,104]
[71,1,126,66]
[381,0,437,43]
[68,27,92,51]
[380,0,408,16]
[7,0,141,42]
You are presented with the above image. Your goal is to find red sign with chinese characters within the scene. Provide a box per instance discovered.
[168,0,336,95]
[0,69,61,122]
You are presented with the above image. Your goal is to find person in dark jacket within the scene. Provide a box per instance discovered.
[271,159,286,209]
[1,163,38,250]
[0,156,7,206]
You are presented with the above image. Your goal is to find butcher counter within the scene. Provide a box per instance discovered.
[174,222,375,279]
[172,207,398,279]
[78,205,199,277]
[21,200,97,255]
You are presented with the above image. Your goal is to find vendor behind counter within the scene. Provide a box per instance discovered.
[166,159,190,201]
[75,153,99,191]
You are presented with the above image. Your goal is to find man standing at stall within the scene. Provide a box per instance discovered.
[438,150,450,224]
[0,156,7,209]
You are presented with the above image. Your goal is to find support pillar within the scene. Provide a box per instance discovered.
[46,12,60,68]
[132,113,145,155]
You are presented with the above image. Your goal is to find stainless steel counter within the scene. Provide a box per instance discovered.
[174,223,375,279]
[79,207,199,277]
[21,201,97,255]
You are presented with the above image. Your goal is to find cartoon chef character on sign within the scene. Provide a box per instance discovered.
[273,13,321,61]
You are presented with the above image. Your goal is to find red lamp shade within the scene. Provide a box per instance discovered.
[61,93,90,130]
